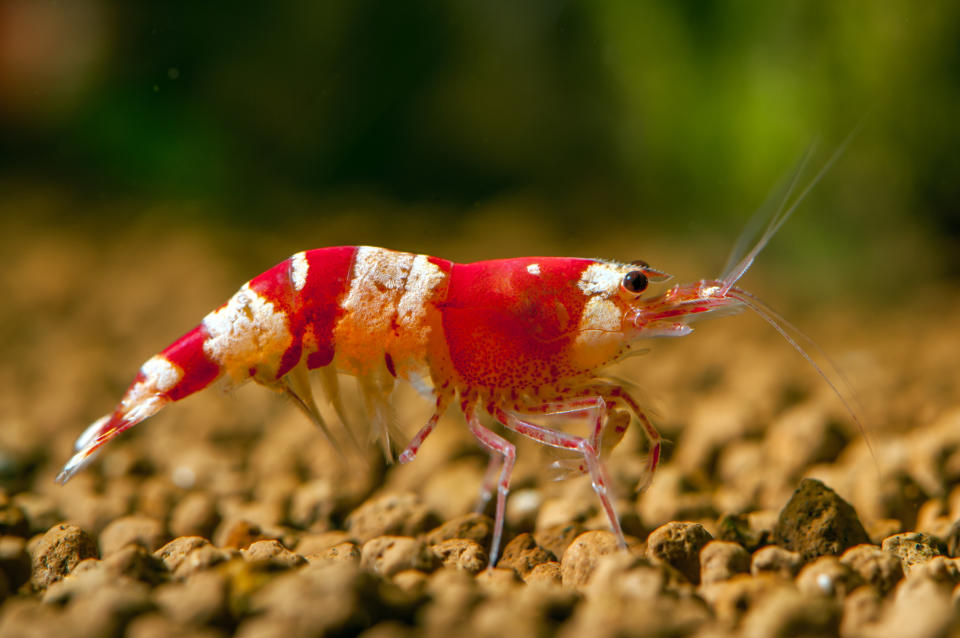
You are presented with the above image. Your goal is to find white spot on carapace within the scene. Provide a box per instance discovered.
[291,251,309,291]
[526,263,541,276]
[579,296,621,333]
[202,283,292,379]
[570,296,625,370]
[577,262,624,297]
[141,356,183,393]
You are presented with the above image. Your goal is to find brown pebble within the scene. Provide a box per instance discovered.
[127,612,229,638]
[647,521,713,585]
[99,514,168,556]
[795,556,864,599]
[534,522,586,562]
[241,539,307,568]
[751,545,803,579]
[288,479,336,529]
[216,520,269,550]
[431,538,487,574]
[773,478,870,562]
[498,533,555,578]
[30,523,98,589]
[699,573,791,625]
[423,513,493,548]
[347,492,438,544]
[154,570,231,627]
[101,543,167,584]
[172,544,238,580]
[310,541,361,566]
[905,555,960,586]
[12,492,61,536]
[0,536,31,591]
[716,512,769,552]
[840,544,904,595]
[169,492,220,539]
[0,502,28,537]
[154,536,210,572]
[297,530,354,556]
[841,586,883,636]
[361,536,439,577]
[739,585,842,637]
[699,540,750,585]
[525,561,561,586]
[474,566,522,593]
[560,530,622,588]
[881,531,947,572]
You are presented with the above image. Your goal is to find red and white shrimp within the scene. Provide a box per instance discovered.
[58,148,858,566]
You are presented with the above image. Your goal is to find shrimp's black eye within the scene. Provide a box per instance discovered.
[622,270,648,294]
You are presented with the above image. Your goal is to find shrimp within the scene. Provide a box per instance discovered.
[58,144,860,567]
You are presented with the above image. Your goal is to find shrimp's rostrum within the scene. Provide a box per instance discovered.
[57,244,789,566]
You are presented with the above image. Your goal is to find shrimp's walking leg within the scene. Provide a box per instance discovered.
[474,452,504,514]
[465,408,515,567]
[398,392,453,464]
[596,386,661,491]
[277,362,347,460]
[494,403,628,549]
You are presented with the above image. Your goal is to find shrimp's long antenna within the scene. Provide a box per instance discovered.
[720,122,866,294]
[726,287,875,463]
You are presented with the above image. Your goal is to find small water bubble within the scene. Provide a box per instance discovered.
[167,67,180,80]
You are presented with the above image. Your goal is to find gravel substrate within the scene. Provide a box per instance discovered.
[3,228,960,637]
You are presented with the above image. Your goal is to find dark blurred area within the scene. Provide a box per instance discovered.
[1,0,958,293]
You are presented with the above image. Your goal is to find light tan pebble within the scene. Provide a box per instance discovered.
[904,555,960,586]
[12,492,60,536]
[241,539,307,568]
[840,544,904,595]
[391,569,429,593]
[423,512,493,548]
[0,598,67,636]
[700,573,793,626]
[497,533,555,578]
[288,479,335,529]
[154,570,230,626]
[646,521,714,585]
[356,621,417,638]
[863,576,954,637]
[866,518,903,545]
[347,492,438,543]
[637,465,718,529]
[169,491,220,539]
[584,553,671,599]
[29,523,98,589]
[699,540,750,585]
[739,585,842,638]
[0,536,31,591]
[296,530,353,555]
[127,613,229,638]
[535,497,594,531]
[915,498,952,539]
[474,566,522,594]
[138,477,180,521]
[100,544,167,584]
[534,522,586,561]
[59,579,154,638]
[361,536,439,577]
[153,536,209,572]
[171,544,238,580]
[557,587,712,638]
[796,556,864,599]
[881,532,947,572]
[99,514,168,556]
[307,541,361,566]
[751,545,803,579]
[943,518,960,557]
[525,561,561,586]
[506,488,542,531]
[214,519,270,550]
[560,530,622,589]
[430,538,487,574]
[841,585,883,637]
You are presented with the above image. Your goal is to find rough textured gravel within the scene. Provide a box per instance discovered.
[4,225,960,637]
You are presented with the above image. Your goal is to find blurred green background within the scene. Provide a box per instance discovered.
[1,0,958,301]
